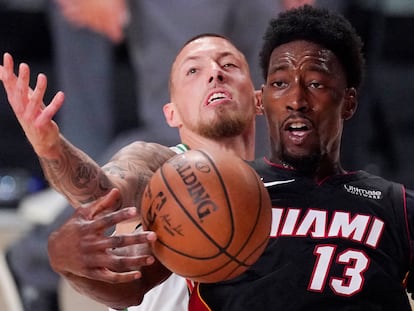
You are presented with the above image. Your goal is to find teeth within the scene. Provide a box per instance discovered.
[290,122,306,129]
[208,92,227,103]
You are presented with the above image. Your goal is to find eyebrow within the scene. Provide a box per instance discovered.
[180,55,201,66]
[267,63,289,75]
[181,51,238,66]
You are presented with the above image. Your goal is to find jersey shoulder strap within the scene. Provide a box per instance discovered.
[169,143,190,154]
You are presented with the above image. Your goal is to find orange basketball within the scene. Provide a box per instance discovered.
[141,149,271,283]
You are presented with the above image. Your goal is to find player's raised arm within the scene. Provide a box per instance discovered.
[0,52,175,211]
[0,52,112,207]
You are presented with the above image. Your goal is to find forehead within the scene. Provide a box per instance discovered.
[269,40,338,67]
[173,37,243,69]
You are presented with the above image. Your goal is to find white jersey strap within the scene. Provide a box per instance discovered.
[169,143,190,154]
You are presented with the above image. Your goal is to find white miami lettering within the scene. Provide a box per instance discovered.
[270,208,385,248]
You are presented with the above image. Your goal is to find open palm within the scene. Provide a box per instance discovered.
[0,52,65,158]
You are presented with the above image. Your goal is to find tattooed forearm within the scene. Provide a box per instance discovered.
[133,169,153,216]
[38,139,176,211]
[103,165,128,179]
[39,139,114,207]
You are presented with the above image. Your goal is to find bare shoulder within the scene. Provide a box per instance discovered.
[125,141,175,157]
[103,141,176,179]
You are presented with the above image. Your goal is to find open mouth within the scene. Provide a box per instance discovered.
[287,122,309,133]
[284,119,313,143]
[206,91,231,106]
[208,92,227,104]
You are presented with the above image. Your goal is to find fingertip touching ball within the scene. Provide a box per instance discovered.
[141,149,271,283]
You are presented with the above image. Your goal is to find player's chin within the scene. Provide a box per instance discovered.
[283,148,321,172]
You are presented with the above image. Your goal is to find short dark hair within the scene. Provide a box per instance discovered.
[181,33,230,49]
[259,5,365,89]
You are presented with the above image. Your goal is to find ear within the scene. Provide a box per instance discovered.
[163,102,181,127]
[254,90,263,115]
[342,87,358,120]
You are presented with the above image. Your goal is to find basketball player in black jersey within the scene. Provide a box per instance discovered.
[189,5,414,311]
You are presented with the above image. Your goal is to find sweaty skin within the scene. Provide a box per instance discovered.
[261,40,357,179]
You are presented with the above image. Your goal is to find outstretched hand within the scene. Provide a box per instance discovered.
[0,52,64,158]
[48,188,158,283]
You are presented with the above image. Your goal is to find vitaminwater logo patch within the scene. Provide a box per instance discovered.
[344,184,382,200]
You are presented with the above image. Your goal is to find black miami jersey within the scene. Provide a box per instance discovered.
[188,157,414,311]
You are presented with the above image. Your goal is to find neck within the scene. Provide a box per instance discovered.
[268,153,345,181]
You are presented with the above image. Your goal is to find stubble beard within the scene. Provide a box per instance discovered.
[196,108,251,139]
[281,148,321,174]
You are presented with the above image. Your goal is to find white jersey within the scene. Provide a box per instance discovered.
[117,274,188,311]
[109,144,190,311]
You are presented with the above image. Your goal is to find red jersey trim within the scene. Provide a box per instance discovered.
[188,283,212,311]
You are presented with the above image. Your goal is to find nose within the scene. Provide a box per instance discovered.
[208,74,224,83]
[208,63,225,84]
[286,84,309,112]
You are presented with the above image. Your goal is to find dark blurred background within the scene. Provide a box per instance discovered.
[0,1,137,208]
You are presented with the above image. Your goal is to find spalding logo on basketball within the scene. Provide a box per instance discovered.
[141,149,271,283]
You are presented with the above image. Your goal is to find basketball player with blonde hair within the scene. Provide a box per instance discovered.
[0,33,261,310]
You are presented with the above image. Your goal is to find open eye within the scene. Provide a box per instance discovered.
[271,80,288,88]
[187,68,198,75]
[309,81,323,89]
[223,63,236,68]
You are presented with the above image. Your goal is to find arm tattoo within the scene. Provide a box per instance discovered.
[39,140,113,207]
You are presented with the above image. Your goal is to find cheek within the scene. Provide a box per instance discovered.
[262,92,284,118]
[263,106,282,137]
[318,111,343,144]
[178,101,199,123]
[262,88,279,102]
